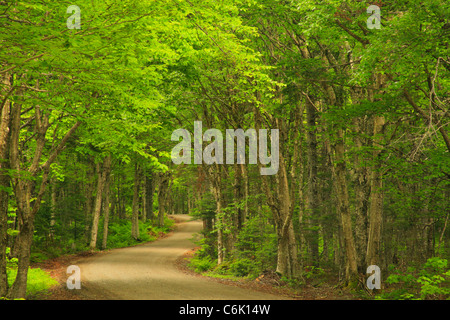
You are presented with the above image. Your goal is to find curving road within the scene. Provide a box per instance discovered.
[77,215,287,300]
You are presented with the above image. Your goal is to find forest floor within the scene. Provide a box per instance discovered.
[30,215,360,300]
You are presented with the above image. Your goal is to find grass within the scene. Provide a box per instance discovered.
[202,271,254,282]
[6,267,59,298]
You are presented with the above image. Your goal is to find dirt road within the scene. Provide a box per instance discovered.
[77,215,288,300]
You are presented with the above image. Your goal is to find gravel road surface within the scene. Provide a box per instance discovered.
[77,215,288,300]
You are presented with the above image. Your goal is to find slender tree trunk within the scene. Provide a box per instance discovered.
[157,173,170,227]
[331,128,359,283]
[117,172,126,220]
[352,117,371,272]
[101,155,111,250]
[49,178,57,242]
[275,152,298,278]
[84,162,95,244]
[304,96,320,266]
[0,169,9,297]
[131,162,141,240]
[229,163,243,250]
[0,72,11,297]
[255,111,298,277]
[141,181,146,223]
[208,165,226,265]
[366,115,385,267]
[216,197,225,265]
[89,159,107,250]
[296,132,306,268]
[241,163,249,221]
[110,188,116,223]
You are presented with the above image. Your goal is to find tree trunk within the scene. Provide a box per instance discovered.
[216,198,225,265]
[89,159,107,250]
[131,162,141,240]
[255,111,298,278]
[241,163,249,221]
[275,152,298,278]
[7,217,34,299]
[304,96,320,266]
[0,72,11,297]
[366,115,385,267]
[352,117,371,272]
[331,128,359,283]
[101,155,112,250]
[7,99,31,299]
[0,169,9,297]
[206,164,227,265]
[117,172,126,220]
[157,173,169,227]
[141,181,146,223]
[7,98,79,298]
[49,178,57,243]
[84,163,95,245]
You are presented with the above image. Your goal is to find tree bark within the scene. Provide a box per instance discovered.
[209,165,226,265]
[0,164,9,297]
[352,117,371,272]
[256,111,298,278]
[157,172,170,227]
[49,179,57,242]
[101,155,112,250]
[331,128,359,283]
[0,72,11,297]
[366,115,385,267]
[131,162,141,240]
[304,96,320,266]
[89,160,107,250]
[274,151,298,278]
[6,98,80,298]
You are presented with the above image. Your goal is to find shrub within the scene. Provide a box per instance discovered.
[188,255,216,273]
[303,265,326,279]
[234,212,277,273]
[106,219,165,249]
[377,257,450,300]
[229,258,257,277]
[417,258,450,300]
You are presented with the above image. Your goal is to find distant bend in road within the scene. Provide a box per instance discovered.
[78,214,288,300]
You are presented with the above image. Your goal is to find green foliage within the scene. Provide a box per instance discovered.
[193,237,216,259]
[6,248,58,297]
[8,268,58,297]
[105,217,174,249]
[302,266,326,280]
[7,268,59,298]
[5,247,17,272]
[377,257,450,300]
[30,252,50,264]
[280,276,304,288]
[228,258,259,277]
[234,210,278,273]
[417,258,450,300]
[2,0,450,299]
[106,220,151,248]
[189,211,277,279]
[188,255,217,273]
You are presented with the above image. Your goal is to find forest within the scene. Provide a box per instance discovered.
[1,0,449,300]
